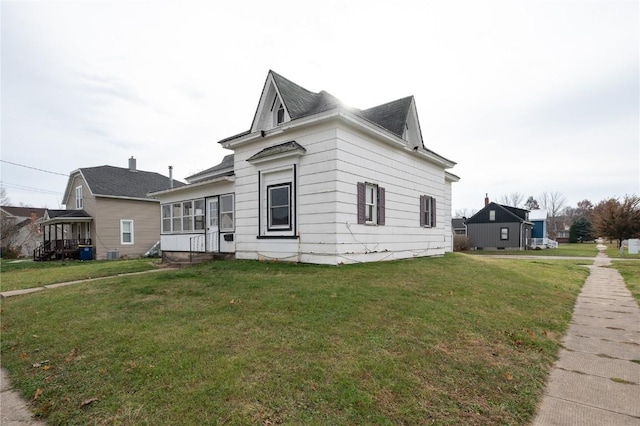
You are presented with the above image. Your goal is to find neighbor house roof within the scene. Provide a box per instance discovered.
[529,209,548,221]
[452,218,466,229]
[41,209,93,225]
[465,202,531,224]
[0,206,46,219]
[63,165,184,204]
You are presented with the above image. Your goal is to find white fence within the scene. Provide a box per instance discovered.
[531,238,558,249]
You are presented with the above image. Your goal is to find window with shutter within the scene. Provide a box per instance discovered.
[420,195,436,228]
[357,182,384,225]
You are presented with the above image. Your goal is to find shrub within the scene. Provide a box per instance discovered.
[453,235,470,251]
[0,245,22,259]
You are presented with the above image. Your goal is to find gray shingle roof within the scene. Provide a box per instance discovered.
[465,202,530,224]
[0,206,47,218]
[270,71,412,137]
[247,141,306,162]
[186,154,235,183]
[358,96,413,137]
[80,166,184,199]
[271,71,343,119]
[46,209,92,219]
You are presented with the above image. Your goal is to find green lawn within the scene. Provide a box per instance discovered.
[0,259,162,292]
[0,255,588,425]
[610,261,640,303]
[467,243,598,257]
[604,243,640,259]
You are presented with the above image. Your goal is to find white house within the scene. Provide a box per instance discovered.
[151,71,459,265]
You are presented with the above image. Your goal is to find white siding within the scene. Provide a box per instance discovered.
[233,118,454,265]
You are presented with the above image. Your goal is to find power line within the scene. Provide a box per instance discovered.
[1,181,62,195]
[1,160,68,177]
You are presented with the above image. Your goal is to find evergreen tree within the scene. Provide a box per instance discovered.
[524,196,539,210]
[570,217,594,243]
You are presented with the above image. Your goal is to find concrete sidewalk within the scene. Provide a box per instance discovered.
[532,245,640,425]
[0,368,46,426]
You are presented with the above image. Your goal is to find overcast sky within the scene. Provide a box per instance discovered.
[1,0,638,214]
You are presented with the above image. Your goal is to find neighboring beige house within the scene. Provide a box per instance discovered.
[37,158,182,260]
[0,206,46,257]
[152,71,459,265]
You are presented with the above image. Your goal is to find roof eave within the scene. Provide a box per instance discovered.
[148,176,236,198]
[92,194,160,202]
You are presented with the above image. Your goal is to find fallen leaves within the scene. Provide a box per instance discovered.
[65,348,79,362]
[33,388,43,400]
[81,397,99,407]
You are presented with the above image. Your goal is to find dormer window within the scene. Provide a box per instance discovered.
[277,103,285,125]
[271,95,286,127]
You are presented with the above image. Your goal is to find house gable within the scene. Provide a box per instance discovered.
[250,71,343,133]
[466,202,529,224]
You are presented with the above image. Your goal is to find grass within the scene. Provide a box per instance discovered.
[467,243,598,257]
[0,254,588,425]
[0,259,162,292]
[604,243,640,259]
[609,261,640,304]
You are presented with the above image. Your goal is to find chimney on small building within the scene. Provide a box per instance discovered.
[169,166,173,189]
[484,193,489,207]
[129,156,137,171]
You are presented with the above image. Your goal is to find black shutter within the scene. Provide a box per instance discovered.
[420,195,426,227]
[378,187,385,225]
[431,197,437,227]
[357,182,365,224]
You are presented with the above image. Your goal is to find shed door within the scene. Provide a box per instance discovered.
[206,197,219,252]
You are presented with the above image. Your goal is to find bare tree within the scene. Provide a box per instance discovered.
[454,208,477,218]
[539,191,567,218]
[498,192,524,208]
[1,186,9,205]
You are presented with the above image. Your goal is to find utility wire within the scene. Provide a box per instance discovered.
[1,159,68,177]
[1,181,62,195]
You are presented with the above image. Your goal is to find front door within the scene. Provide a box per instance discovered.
[206,197,219,252]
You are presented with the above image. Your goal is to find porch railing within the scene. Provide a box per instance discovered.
[189,234,206,263]
[531,238,558,249]
[34,239,93,261]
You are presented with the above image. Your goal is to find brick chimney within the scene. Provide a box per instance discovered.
[129,156,137,171]
[484,193,489,207]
